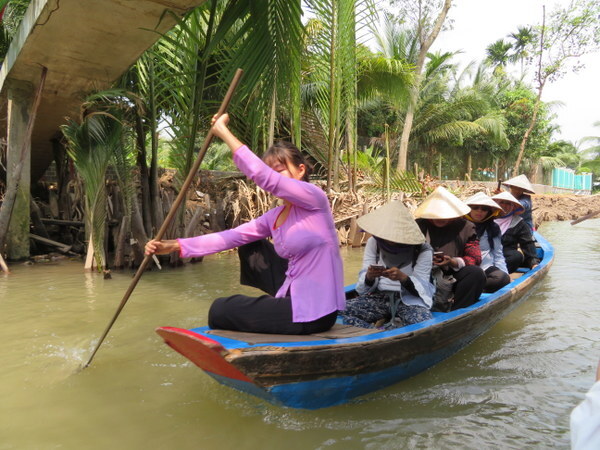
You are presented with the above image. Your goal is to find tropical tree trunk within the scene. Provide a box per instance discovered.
[268,83,277,147]
[148,57,162,232]
[326,0,339,192]
[135,114,153,236]
[396,0,452,172]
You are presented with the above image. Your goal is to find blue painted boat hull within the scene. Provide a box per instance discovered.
[156,232,554,409]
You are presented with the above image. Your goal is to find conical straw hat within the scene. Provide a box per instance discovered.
[502,174,535,194]
[414,186,471,219]
[357,201,425,245]
[464,191,502,221]
[491,191,524,213]
[464,192,503,212]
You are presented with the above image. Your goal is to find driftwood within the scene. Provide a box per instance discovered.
[570,209,600,226]
[41,218,85,227]
[29,233,72,253]
[30,199,50,239]
[0,252,9,274]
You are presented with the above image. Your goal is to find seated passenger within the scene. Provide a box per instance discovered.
[464,192,511,293]
[415,186,486,311]
[340,201,435,329]
[492,191,540,273]
[501,174,536,231]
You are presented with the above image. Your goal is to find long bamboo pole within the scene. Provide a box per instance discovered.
[83,69,243,368]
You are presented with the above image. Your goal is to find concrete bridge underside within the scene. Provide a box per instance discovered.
[0,0,207,259]
[1,0,206,180]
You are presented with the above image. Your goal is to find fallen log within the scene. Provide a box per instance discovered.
[29,233,72,253]
[570,209,600,226]
[40,218,85,227]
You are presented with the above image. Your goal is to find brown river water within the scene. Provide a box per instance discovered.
[0,219,598,449]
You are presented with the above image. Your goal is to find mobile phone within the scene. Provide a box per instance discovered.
[369,264,385,272]
[433,251,445,262]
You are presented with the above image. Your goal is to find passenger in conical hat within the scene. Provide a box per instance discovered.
[415,187,486,311]
[340,201,435,329]
[501,174,535,231]
[492,191,539,273]
[464,192,510,293]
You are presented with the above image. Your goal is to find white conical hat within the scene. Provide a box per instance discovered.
[414,186,471,219]
[464,192,503,212]
[502,174,535,194]
[357,201,425,245]
[491,191,524,213]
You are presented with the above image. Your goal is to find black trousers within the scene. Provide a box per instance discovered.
[504,248,524,273]
[451,265,486,310]
[484,266,511,293]
[208,239,337,334]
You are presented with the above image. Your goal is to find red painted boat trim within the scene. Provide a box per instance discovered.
[155,327,254,383]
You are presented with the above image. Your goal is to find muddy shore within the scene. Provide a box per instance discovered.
[531,194,600,228]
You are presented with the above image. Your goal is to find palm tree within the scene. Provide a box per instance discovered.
[61,111,120,271]
[485,39,513,75]
[303,0,375,191]
[508,26,535,76]
[392,0,453,172]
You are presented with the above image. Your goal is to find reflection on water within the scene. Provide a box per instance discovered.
[0,220,598,449]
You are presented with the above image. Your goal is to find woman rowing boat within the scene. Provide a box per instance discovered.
[145,114,345,334]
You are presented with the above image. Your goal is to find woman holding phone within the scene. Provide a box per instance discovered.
[340,201,435,329]
[464,192,511,293]
[145,114,345,335]
[415,186,486,311]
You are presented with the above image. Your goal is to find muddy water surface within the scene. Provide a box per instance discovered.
[0,220,598,449]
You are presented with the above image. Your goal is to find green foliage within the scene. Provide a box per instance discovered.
[354,146,421,193]
[201,142,236,171]
[0,0,31,63]
[61,113,115,271]
[497,84,552,159]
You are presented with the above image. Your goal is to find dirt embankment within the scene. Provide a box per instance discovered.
[532,194,600,228]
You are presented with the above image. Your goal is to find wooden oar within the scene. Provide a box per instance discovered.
[571,208,600,226]
[83,68,244,369]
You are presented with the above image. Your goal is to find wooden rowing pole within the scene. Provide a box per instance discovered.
[82,69,244,369]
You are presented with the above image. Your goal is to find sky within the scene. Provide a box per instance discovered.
[424,0,600,151]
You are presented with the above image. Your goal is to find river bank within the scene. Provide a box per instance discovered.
[531,193,600,227]
[329,187,600,246]
[7,178,599,267]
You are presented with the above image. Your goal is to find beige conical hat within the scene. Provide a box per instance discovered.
[357,201,425,245]
[491,191,524,213]
[414,186,471,219]
[502,174,535,194]
[464,192,503,212]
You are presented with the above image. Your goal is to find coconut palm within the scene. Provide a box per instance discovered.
[485,39,513,75]
[303,0,376,191]
[61,112,120,271]
[508,26,535,75]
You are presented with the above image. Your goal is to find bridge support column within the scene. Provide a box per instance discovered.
[5,80,33,260]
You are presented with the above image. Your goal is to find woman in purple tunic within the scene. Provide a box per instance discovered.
[145,114,345,334]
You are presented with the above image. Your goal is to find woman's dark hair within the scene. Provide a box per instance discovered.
[262,141,312,182]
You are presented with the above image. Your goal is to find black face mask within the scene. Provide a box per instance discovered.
[374,237,412,254]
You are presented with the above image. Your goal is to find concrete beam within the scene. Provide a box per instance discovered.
[0,0,207,180]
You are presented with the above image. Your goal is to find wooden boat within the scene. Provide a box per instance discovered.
[156,232,554,409]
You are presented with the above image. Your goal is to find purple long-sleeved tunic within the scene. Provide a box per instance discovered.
[177,145,345,322]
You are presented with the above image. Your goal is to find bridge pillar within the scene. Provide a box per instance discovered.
[5,79,33,260]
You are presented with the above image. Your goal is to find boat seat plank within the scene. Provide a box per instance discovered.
[206,323,379,344]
